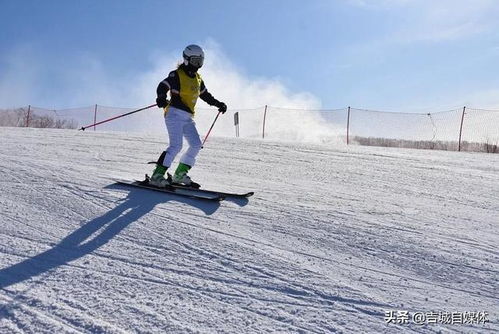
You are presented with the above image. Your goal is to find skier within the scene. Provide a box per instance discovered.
[150,44,227,188]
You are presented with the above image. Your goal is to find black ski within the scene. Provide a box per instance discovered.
[172,184,254,198]
[142,172,254,198]
[114,179,225,201]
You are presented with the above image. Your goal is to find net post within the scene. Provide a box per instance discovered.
[262,105,268,139]
[458,106,466,152]
[346,106,351,145]
[26,105,31,127]
[93,104,98,131]
[234,112,239,137]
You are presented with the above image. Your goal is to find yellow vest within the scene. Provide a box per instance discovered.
[164,67,202,116]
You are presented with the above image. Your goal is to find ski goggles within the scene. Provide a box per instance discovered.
[188,56,204,68]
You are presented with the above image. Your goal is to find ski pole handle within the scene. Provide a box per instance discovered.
[79,103,157,131]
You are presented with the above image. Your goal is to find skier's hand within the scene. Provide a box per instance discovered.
[217,102,227,114]
[156,97,169,108]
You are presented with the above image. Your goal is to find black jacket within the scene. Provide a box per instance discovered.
[156,64,221,114]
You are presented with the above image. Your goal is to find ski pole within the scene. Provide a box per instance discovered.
[201,111,222,148]
[79,103,157,131]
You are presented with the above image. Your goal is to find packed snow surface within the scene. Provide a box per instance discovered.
[0,127,497,333]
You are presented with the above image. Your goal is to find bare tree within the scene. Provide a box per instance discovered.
[484,137,498,154]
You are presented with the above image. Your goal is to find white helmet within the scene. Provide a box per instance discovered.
[183,44,204,68]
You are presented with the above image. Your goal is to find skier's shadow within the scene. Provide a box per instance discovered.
[0,185,220,290]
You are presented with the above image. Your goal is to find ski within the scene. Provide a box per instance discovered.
[171,184,254,198]
[142,171,254,198]
[114,179,225,201]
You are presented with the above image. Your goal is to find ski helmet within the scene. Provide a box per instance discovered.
[183,44,204,68]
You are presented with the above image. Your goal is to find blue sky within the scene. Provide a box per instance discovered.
[1,0,499,111]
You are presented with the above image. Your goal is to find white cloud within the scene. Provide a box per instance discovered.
[347,0,499,43]
[131,40,321,110]
[1,41,344,143]
[128,41,338,142]
[0,41,324,110]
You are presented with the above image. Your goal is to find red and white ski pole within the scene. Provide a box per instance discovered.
[201,111,222,148]
[79,103,157,131]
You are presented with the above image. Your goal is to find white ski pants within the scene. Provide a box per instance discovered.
[161,107,202,168]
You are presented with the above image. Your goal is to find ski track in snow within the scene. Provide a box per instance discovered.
[0,127,498,333]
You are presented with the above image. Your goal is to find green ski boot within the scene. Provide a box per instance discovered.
[149,164,171,188]
[172,163,200,188]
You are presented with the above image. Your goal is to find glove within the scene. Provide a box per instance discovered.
[217,102,227,114]
[156,96,168,108]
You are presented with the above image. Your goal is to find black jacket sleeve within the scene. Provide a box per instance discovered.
[156,81,168,99]
[156,71,179,98]
[199,80,222,107]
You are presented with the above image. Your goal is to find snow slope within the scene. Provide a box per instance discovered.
[0,127,497,333]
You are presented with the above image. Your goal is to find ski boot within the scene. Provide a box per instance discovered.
[149,164,172,188]
[172,163,200,188]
